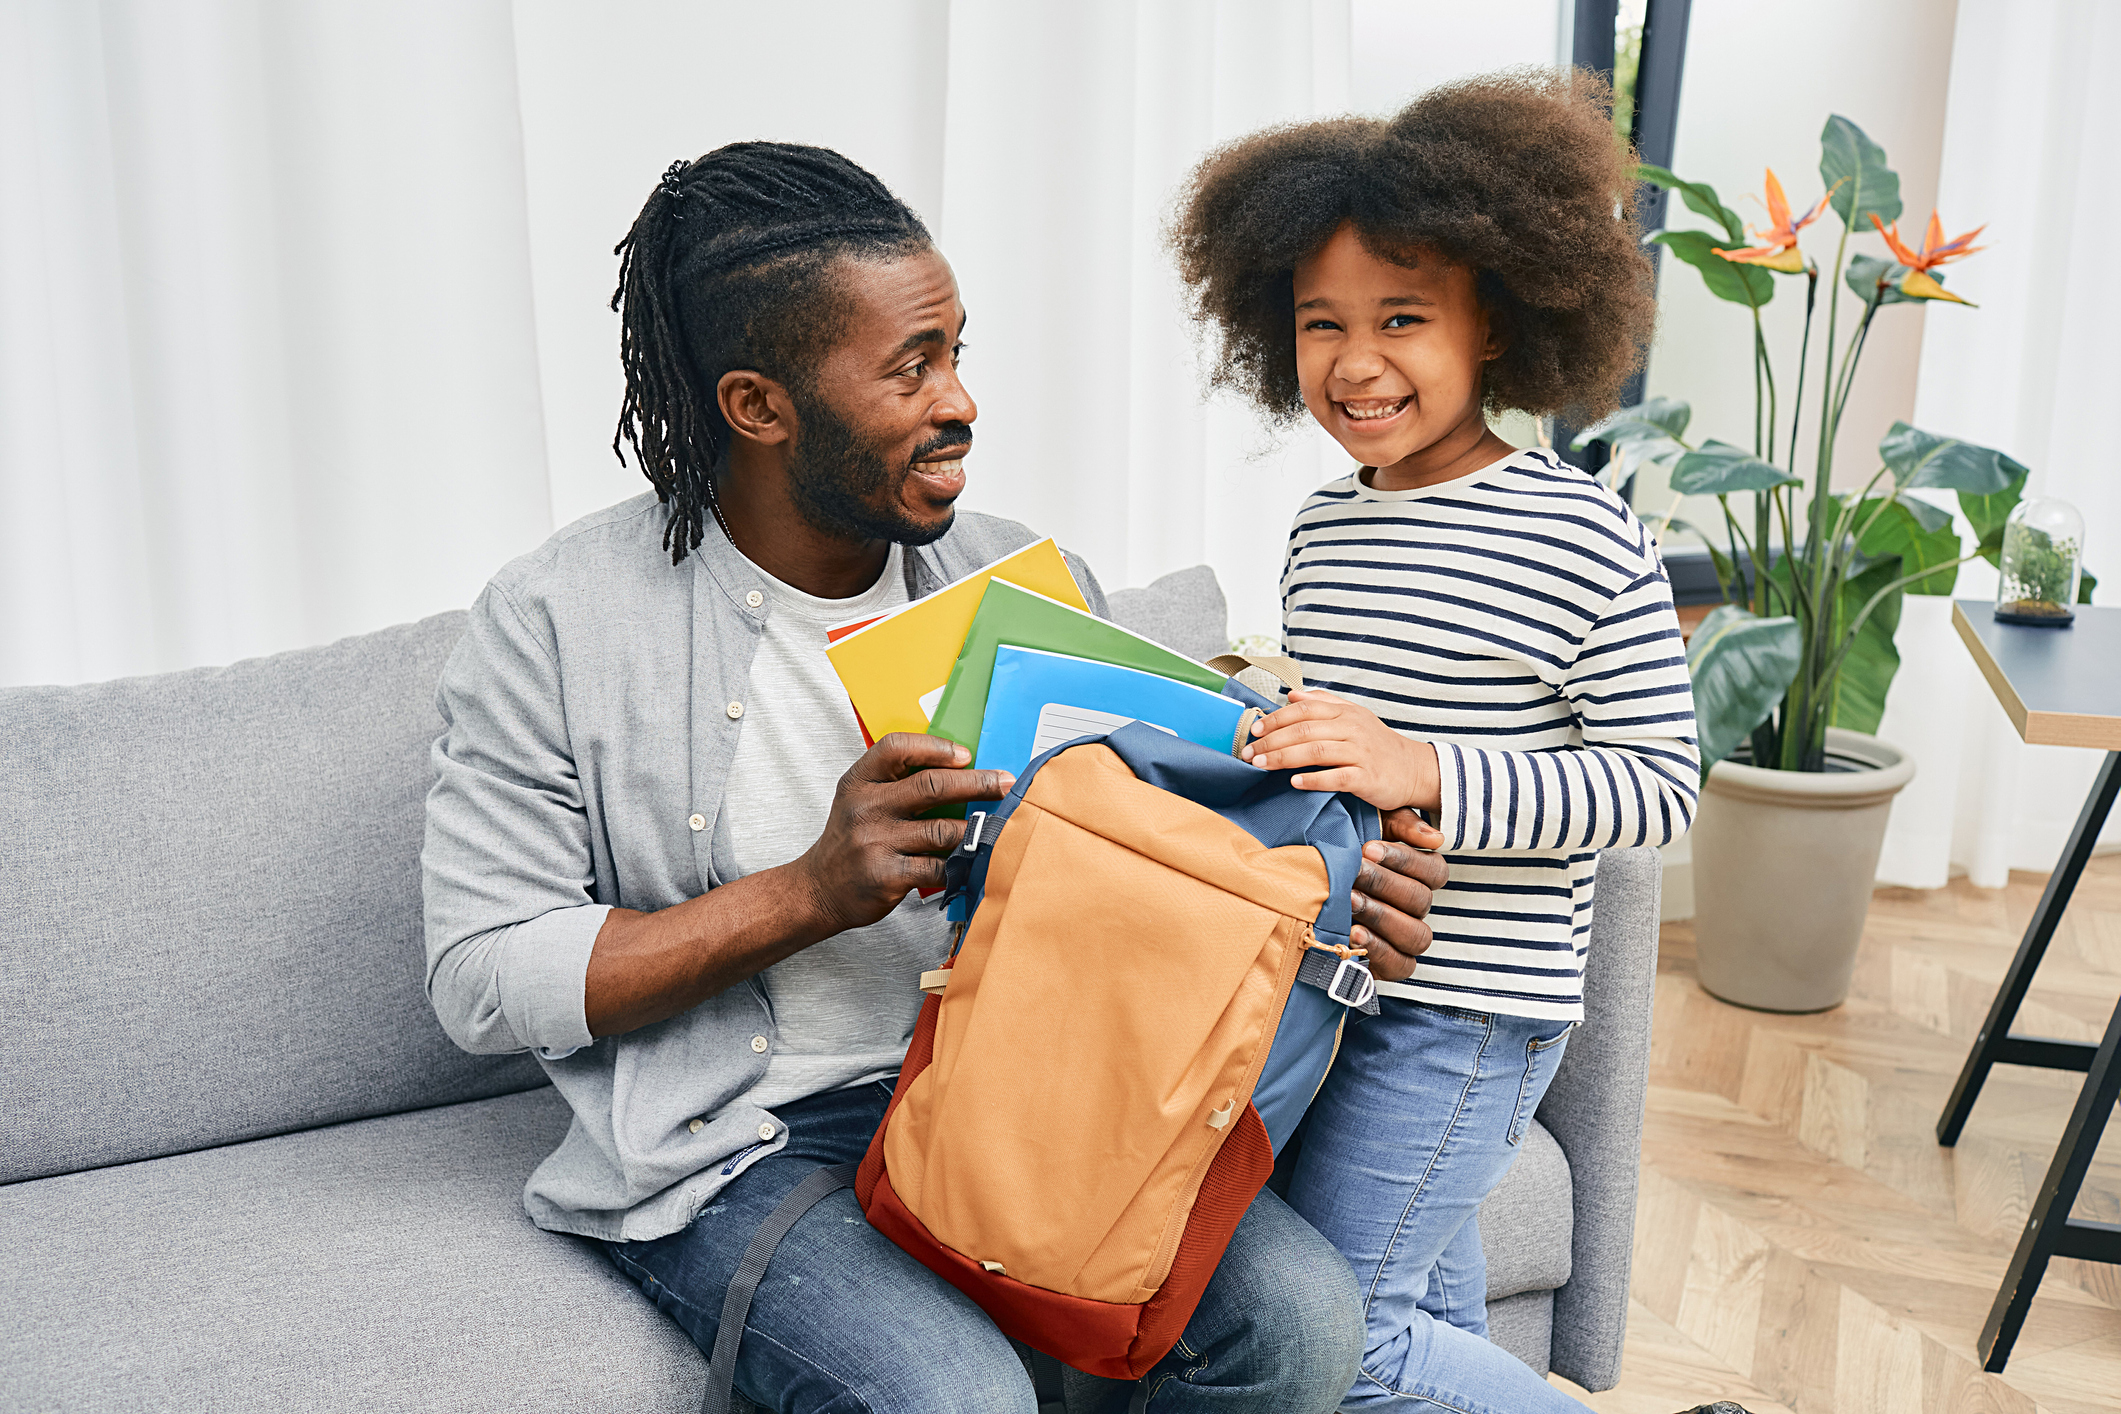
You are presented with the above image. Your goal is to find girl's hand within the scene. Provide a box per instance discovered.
[1240,689,1441,813]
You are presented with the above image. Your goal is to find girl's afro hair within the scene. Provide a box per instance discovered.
[1167,67,1655,423]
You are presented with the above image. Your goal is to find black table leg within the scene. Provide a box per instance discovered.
[1978,993,2121,1370]
[1937,751,2121,1147]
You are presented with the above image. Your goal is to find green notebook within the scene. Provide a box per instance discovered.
[927,580,1227,761]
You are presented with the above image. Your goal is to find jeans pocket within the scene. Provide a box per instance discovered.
[1507,1023,1574,1146]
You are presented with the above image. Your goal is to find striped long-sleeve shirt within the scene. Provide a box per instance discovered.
[1281,448,1699,1021]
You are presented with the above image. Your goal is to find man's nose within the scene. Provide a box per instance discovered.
[933,363,977,427]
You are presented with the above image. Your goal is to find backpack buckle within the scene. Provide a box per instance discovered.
[1326,955,1377,1009]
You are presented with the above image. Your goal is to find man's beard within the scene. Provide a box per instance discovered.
[782,386,967,547]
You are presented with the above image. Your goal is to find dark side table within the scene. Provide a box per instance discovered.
[1935,599,2121,1370]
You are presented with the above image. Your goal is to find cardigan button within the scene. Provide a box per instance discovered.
[745,590,764,609]
[688,813,706,832]
[727,701,745,720]
[757,1122,777,1142]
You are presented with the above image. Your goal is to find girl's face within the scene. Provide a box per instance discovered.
[1291,225,1498,475]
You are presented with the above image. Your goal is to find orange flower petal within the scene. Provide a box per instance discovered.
[1763,169,1792,236]
[1871,215,1926,268]
[1719,244,1807,273]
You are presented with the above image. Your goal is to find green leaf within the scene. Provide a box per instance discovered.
[1853,496,1962,595]
[1958,467,2027,561]
[1635,163,1746,242]
[1819,114,1902,229]
[1651,229,1777,307]
[1686,605,1801,775]
[1573,397,1692,483]
[1662,516,1742,599]
[1844,253,1926,308]
[1829,556,1903,734]
[2080,568,2099,604]
[1878,421,2027,495]
[1670,440,1802,496]
[1572,395,1690,448]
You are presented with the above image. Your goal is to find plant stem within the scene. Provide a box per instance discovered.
[1818,550,1988,685]
[1787,268,1817,470]
[1718,494,1757,606]
[1774,487,1814,624]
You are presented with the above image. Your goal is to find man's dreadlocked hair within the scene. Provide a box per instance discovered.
[611,141,932,564]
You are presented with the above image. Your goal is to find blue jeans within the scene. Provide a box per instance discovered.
[1285,1000,1588,1413]
[602,1079,1363,1414]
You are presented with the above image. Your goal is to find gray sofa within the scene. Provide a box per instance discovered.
[1,565,1656,1411]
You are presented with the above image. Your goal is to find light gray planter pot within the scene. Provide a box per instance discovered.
[1689,727,1916,1012]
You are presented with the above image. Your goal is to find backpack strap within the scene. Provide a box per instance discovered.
[942,808,1009,936]
[1206,653,1305,695]
[701,1161,858,1414]
[1298,937,1381,1013]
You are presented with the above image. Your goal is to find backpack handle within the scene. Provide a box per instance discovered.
[1207,653,1306,695]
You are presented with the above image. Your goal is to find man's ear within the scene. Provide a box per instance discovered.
[717,369,795,447]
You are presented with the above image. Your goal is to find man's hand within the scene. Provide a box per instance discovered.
[1349,808,1448,982]
[585,733,1008,1038]
[793,733,1016,933]
[1241,689,1442,813]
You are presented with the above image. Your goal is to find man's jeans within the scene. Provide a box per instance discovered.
[601,1079,1363,1414]
[1285,1000,1589,1414]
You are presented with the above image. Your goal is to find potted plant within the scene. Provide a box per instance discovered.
[1576,117,2093,1012]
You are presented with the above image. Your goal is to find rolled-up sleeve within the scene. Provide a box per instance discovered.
[422,581,609,1056]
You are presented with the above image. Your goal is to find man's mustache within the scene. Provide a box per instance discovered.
[909,425,973,465]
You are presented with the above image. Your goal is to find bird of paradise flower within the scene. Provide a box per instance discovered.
[1870,211,1987,303]
[1715,169,1841,273]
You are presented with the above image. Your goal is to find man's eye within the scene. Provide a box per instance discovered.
[898,359,927,379]
[951,342,967,364]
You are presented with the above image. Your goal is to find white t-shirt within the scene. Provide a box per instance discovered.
[722,542,950,1111]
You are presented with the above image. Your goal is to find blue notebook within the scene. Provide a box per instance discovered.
[975,645,1254,780]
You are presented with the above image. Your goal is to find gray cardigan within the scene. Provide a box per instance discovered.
[421,492,1108,1241]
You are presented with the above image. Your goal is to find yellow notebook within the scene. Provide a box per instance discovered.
[826,538,1087,741]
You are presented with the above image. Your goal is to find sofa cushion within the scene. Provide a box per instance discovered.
[0,612,545,1185]
[1105,564,1229,662]
[1484,1289,1554,1377]
[0,1087,702,1413]
[1478,1118,1573,1301]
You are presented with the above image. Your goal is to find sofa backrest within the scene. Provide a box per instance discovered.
[0,612,545,1186]
[1105,564,1230,663]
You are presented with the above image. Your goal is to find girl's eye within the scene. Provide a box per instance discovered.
[1303,319,1342,332]
[1384,314,1425,329]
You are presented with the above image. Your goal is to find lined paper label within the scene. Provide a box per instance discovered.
[1031,703,1176,757]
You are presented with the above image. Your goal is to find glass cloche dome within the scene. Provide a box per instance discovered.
[1994,496,2086,625]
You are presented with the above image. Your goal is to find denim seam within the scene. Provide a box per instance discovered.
[1360,1012,1497,1320]
[1351,1365,1489,1414]
[1509,1023,1572,1146]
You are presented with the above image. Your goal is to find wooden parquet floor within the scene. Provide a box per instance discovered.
[1547,855,2121,1414]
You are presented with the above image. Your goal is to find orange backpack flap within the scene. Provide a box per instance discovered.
[856,736,1367,1379]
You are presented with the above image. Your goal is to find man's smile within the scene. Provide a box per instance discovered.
[907,456,966,499]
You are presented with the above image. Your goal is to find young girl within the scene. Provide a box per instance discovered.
[1172,73,1714,1413]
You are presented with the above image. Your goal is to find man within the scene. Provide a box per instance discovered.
[422,141,1449,1414]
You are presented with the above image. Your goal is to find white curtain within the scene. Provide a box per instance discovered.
[1871,0,2121,887]
[0,0,553,688]
[3,0,1572,688]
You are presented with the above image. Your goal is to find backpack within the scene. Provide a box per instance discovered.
[851,662,1381,1380]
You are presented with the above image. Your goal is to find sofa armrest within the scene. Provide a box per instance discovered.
[1535,845,1660,1393]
